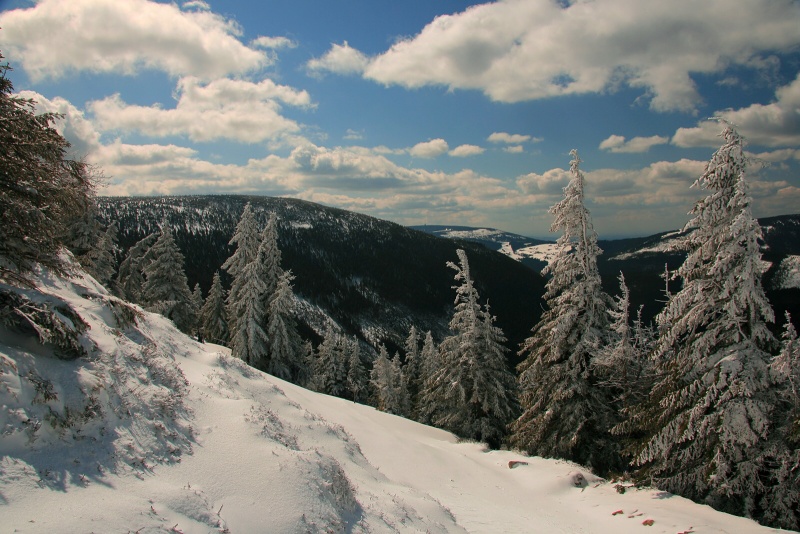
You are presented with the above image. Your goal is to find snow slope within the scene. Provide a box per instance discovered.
[0,269,787,533]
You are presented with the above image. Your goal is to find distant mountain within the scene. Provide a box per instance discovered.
[97,196,546,360]
[420,214,800,330]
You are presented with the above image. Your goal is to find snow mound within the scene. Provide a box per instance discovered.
[0,267,782,533]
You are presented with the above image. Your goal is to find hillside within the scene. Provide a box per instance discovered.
[417,214,800,328]
[96,195,546,359]
[0,266,784,533]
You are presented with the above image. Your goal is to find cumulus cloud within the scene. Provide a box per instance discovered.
[306,41,370,76]
[449,144,485,157]
[88,77,312,143]
[0,0,269,80]
[251,36,297,50]
[599,134,669,153]
[409,138,449,158]
[18,90,101,158]
[488,132,532,144]
[504,146,524,154]
[358,0,800,112]
[673,74,800,148]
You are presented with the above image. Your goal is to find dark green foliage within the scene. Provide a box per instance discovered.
[0,54,95,286]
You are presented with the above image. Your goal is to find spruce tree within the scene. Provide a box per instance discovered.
[311,329,348,397]
[370,345,394,412]
[82,221,119,287]
[223,203,260,335]
[422,249,517,447]
[141,226,195,333]
[0,54,95,286]
[346,337,368,403]
[416,331,440,423]
[265,271,301,381]
[190,283,204,333]
[403,325,422,408]
[200,271,229,345]
[622,125,784,522]
[510,150,617,472]
[115,232,157,303]
[229,253,269,366]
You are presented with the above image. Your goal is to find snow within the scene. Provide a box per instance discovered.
[514,243,560,267]
[0,269,786,533]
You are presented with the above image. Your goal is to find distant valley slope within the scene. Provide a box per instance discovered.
[97,196,546,360]
[414,214,800,328]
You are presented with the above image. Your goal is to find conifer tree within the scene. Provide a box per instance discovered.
[0,54,95,286]
[403,325,422,405]
[229,252,269,366]
[265,271,301,381]
[200,271,228,345]
[223,203,260,335]
[141,226,195,333]
[116,232,157,303]
[258,212,284,306]
[510,150,617,472]
[82,221,119,287]
[370,345,394,413]
[621,125,784,522]
[190,283,204,332]
[423,249,517,447]
[773,312,800,436]
[346,337,368,403]
[311,329,348,397]
[390,353,412,417]
[416,331,440,423]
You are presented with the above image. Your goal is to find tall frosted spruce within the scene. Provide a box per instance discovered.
[200,271,229,345]
[510,150,618,473]
[620,125,795,527]
[141,226,195,334]
[223,203,260,336]
[422,249,518,448]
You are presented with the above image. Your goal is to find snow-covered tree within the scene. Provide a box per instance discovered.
[115,232,157,303]
[311,328,348,397]
[403,325,422,410]
[0,54,96,286]
[422,249,518,447]
[621,125,784,522]
[510,150,617,472]
[190,283,204,333]
[258,212,284,307]
[200,271,228,345]
[229,252,269,366]
[773,312,800,425]
[593,272,650,413]
[346,337,368,403]
[81,221,119,287]
[415,331,440,423]
[223,203,260,335]
[370,345,393,411]
[265,271,301,381]
[141,226,195,333]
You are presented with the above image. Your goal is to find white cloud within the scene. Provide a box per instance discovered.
[18,90,101,158]
[344,129,365,141]
[488,132,531,144]
[359,0,800,112]
[673,74,800,148]
[251,36,297,50]
[182,1,210,11]
[599,134,669,153]
[306,42,370,76]
[409,138,449,159]
[88,77,312,143]
[449,144,485,157]
[0,0,268,80]
[504,146,524,154]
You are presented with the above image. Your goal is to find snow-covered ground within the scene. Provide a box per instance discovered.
[0,269,786,533]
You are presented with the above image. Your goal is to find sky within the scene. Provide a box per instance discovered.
[1,0,799,238]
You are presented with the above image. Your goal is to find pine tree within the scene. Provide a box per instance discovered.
[773,312,800,437]
[141,226,195,333]
[422,249,517,447]
[403,325,422,407]
[115,232,157,303]
[622,125,783,522]
[389,352,412,417]
[0,54,95,286]
[265,271,301,381]
[370,345,394,412]
[510,150,617,472]
[346,337,368,403]
[258,212,284,307]
[223,203,260,335]
[200,271,229,345]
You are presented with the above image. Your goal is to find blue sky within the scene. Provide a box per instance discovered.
[1,0,799,238]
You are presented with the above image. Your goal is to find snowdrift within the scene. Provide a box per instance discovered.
[0,268,786,533]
